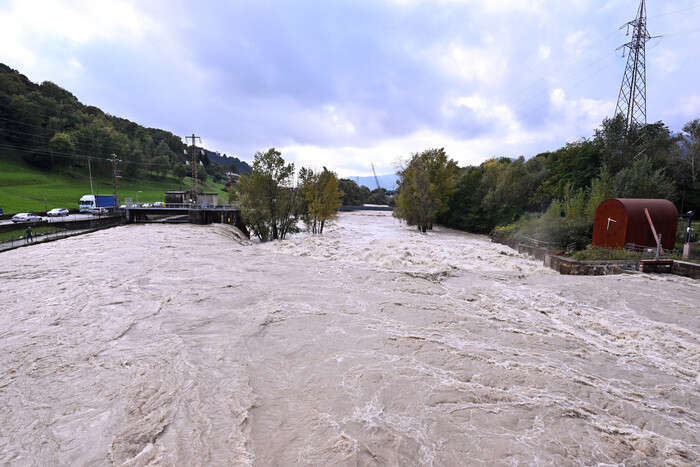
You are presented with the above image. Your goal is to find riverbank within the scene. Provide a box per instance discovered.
[496,238,700,279]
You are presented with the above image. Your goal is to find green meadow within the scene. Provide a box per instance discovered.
[0,154,228,214]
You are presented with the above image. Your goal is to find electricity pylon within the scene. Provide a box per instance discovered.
[614,0,659,131]
[185,133,202,194]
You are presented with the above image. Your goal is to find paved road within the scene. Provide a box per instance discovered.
[0,214,101,226]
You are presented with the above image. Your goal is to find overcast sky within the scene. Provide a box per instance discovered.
[2,0,699,176]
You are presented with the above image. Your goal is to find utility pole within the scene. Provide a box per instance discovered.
[88,157,94,195]
[184,133,202,197]
[614,0,659,132]
[111,153,121,208]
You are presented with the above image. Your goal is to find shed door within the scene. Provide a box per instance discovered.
[604,213,626,248]
[594,210,626,249]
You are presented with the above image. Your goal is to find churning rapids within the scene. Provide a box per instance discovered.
[1,211,698,466]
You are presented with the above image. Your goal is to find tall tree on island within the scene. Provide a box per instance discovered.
[300,167,343,234]
[394,148,459,233]
[237,148,299,241]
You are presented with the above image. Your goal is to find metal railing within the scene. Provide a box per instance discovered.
[0,228,83,252]
[516,234,560,250]
[0,218,124,253]
[624,242,679,260]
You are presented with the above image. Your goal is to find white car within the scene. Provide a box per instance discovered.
[47,208,69,217]
[90,207,109,215]
[11,213,43,223]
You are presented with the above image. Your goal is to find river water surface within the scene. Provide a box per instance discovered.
[1,211,698,465]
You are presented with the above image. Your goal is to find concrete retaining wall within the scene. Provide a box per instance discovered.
[671,260,700,279]
[495,237,699,279]
[640,260,674,274]
[544,255,640,275]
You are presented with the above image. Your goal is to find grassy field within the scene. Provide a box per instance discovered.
[0,153,229,214]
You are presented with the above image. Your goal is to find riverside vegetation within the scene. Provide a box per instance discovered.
[234,148,344,241]
[393,115,699,256]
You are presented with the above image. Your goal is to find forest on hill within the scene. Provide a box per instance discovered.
[0,63,250,185]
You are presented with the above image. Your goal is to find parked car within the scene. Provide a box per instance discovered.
[152,202,165,207]
[11,213,43,223]
[47,208,69,217]
[142,203,153,207]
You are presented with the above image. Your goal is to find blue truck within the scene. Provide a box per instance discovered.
[79,194,117,214]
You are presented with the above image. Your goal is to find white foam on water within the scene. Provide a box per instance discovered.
[0,211,697,465]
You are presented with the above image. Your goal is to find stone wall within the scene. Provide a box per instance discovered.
[671,260,700,279]
[640,260,674,274]
[493,237,699,279]
[544,255,640,276]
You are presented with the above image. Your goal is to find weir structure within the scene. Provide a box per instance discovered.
[124,204,245,229]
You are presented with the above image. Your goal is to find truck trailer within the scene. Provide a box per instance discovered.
[79,194,116,213]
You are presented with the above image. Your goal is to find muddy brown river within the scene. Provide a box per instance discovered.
[1,211,698,465]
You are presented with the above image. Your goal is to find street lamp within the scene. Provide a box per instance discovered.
[683,211,695,259]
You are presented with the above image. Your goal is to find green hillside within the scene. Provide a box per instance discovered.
[0,153,228,214]
[0,62,246,214]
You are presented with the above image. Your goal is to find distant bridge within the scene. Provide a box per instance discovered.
[338,205,393,212]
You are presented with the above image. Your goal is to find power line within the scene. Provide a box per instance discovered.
[0,122,135,147]
[661,26,700,37]
[0,126,116,159]
[648,2,700,19]
[509,54,617,116]
[0,143,213,194]
[0,125,193,167]
[500,27,622,112]
[0,142,172,168]
[0,115,187,155]
[0,127,126,159]
[0,128,130,160]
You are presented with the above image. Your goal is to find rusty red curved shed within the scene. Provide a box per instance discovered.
[592,198,678,250]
